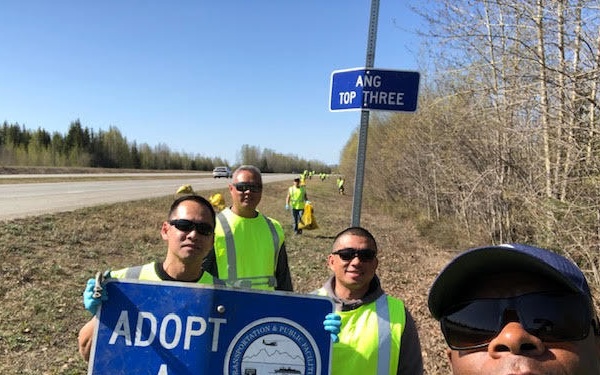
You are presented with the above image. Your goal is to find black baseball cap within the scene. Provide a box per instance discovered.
[428,243,591,320]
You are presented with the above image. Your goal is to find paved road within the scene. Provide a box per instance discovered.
[0,173,293,221]
[0,172,212,179]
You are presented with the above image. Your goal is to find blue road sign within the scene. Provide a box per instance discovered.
[88,280,334,375]
[329,68,420,112]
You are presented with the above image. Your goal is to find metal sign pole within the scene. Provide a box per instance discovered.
[351,0,379,226]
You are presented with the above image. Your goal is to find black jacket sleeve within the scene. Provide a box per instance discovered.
[397,308,424,375]
[275,242,294,291]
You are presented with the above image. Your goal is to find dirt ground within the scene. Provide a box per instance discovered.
[0,175,456,374]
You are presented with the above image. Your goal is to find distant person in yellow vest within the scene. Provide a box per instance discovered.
[202,165,293,291]
[77,194,221,361]
[285,177,308,235]
[336,176,345,195]
[317,226,424,375]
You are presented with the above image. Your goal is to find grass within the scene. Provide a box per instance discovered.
[0,177,453,374]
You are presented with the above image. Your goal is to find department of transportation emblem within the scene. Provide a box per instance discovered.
[224,317,321,375]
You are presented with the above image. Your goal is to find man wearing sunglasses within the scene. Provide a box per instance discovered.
[202,165,293,291]
[77,194,221,361]
[316,226,424,375]
[428,243,600,374]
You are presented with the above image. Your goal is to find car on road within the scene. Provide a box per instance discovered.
[212,166,232,178]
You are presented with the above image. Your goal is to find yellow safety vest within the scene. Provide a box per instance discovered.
[109,262,218,285]
[214,208,284,290]
[317,289,405,375]
[288,185,306,210]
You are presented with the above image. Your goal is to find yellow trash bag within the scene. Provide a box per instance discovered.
[175,184,195,197]
[298,202,318,230]
[209,193,226,212]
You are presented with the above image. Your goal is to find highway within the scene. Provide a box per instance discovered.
[0,173,293,221]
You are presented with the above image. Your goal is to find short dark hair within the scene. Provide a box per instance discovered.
[333,226,378,252]
[168,195,216,227]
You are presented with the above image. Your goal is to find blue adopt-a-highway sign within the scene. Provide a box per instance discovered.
[88,280,334,375]
[329,68,420,112]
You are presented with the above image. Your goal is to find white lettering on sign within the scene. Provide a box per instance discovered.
[159,313,182,349]
[338,91,357,104]
[183,316,206,350]
[355,74,382,88]
[363,90,405,106]
[107,310,226,352]
[135,311,156,347]
[209,317,226,351]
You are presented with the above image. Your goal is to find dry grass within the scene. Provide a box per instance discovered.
[0,176,454,374]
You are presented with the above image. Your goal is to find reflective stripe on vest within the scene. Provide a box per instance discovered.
[111,262,222,285]
[376,294,391,375]
[124,265,143,279]
[216,211,279,288]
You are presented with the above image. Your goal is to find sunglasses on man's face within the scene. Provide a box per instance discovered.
[233,182,262,193]
[169,219,214,236]
[440,291,593,350]
[331,248,377,262]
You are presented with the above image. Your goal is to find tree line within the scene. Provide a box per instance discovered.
[0,120,332,173]
[338,0,600,287]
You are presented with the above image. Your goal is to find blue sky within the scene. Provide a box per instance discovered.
[0,1,424,166]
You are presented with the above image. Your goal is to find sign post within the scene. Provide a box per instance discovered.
[88,280,334,375]
[331,0,421,227]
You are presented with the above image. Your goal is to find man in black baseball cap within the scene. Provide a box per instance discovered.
[428,243,600,374]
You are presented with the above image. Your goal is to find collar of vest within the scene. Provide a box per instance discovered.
[324,275,384,311]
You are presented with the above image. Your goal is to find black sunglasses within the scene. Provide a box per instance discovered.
[332,248,377,262]
[233,182,262,193]
[169,219,214,236]
[440,291,593,350]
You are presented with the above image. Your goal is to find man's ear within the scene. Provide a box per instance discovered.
[592,317,600,357]
[593,317,600,337]
[160,221,169,240]
[446,348,453,365]
[326,254,335,270]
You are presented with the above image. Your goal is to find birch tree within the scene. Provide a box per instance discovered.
[390,0,600,255]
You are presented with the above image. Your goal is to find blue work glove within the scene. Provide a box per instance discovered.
[83,277,108,315]
[323,312,341,343]
[285,204,290,210]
